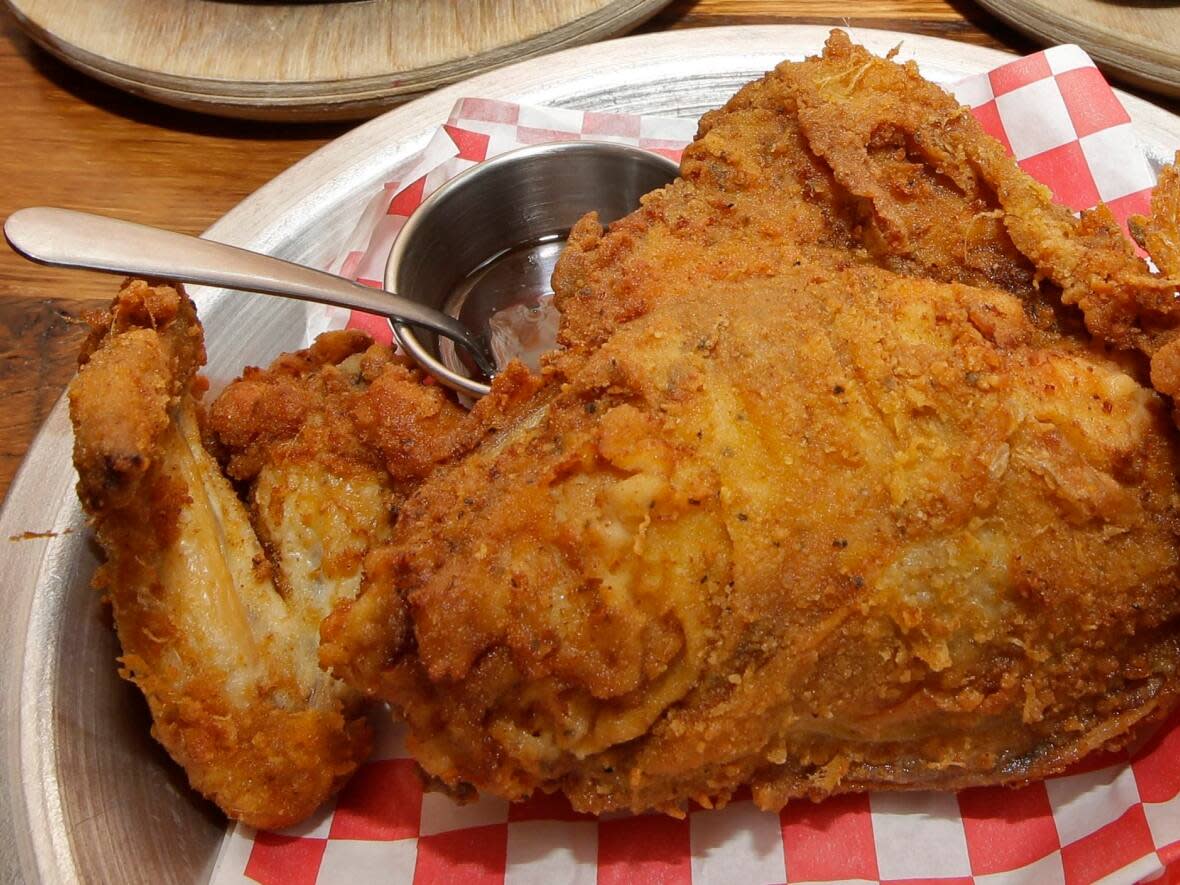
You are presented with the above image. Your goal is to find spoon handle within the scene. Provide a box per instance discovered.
[4,207,495,377]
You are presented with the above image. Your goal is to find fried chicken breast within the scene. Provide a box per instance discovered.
[323,266,1180,814]
[321,32,1180,816]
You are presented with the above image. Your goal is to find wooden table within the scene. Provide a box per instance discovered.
[0,0,1164,503]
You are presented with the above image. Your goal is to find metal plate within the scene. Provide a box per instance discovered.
[2,25,1178,885]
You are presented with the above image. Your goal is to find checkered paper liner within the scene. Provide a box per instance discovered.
[211,46,1177,885]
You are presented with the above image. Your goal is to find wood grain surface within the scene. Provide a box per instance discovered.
[974,0,1180,98]
[4,0,672,120]
[0,0,1171,505]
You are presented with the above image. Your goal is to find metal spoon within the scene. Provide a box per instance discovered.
[3,207,498,380]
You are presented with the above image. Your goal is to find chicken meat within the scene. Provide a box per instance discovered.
[69,284,471,827]
[68,30,1180,826]
[320,32,1180,816]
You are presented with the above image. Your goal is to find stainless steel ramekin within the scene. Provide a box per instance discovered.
[384,140,679,396]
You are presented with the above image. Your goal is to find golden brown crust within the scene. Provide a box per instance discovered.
[324,31,1180,817]
[551,31,1046,357]
[71,280,204,512]
[1128,157,1180,409]
[1130,156,1180,280]
[209,332,474,487]
[70,281,372,829]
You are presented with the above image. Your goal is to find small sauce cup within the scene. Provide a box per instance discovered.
[384,140,679,396]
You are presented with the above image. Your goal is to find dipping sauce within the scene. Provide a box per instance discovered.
[439,235,563,376]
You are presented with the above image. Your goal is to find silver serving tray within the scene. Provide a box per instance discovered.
[3,25,1178,885]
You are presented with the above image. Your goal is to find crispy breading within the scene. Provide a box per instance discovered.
[1132,159,1180,280]
[207,331,479,705]
[1128,160,1180,411]
[69,281,373,828]
[322,32,1180,816]
[323,265,1180,814]
[69,30,1180,826]
[209,330,473,487]
[552,31,1048,355]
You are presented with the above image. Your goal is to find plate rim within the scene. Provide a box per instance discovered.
[2,23,1179,885]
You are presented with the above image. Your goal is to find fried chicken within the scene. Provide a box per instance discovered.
[69,30,1180,826]
[68,281,480,828]
[68,281,379,828]
[321,32,1180,816]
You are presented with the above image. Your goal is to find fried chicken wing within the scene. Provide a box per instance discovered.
[70,281,519,827]
[322,32,1180,816]
[69,281,373,828]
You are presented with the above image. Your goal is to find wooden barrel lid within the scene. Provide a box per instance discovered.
[3,0,674,120]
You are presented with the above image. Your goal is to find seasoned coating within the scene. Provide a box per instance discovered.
[68,30,1180,827]
[552,31,1045,354]
[69,281,373,829]
[208,334,470,652]
[323,32,1180,817]
[1132,160,1180,281]
[323,267,1180,814]
[209,330,472,489]
[553,33,1179,364]
[1129,161,1180,412]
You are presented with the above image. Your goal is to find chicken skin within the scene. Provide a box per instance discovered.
[68,283,474,828]
[68,282,370,828]
[68,30,1180,826]
[321,32,1180,815]
[322,265,1180,814]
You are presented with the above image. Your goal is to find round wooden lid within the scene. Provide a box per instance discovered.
[3,0,673,120]
[973,0,1180,99]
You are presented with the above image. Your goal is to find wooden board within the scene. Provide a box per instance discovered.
[2,0,672,121]
[973,0,1180,99]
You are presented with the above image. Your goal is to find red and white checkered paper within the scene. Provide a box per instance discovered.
[212,47,1179,885]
